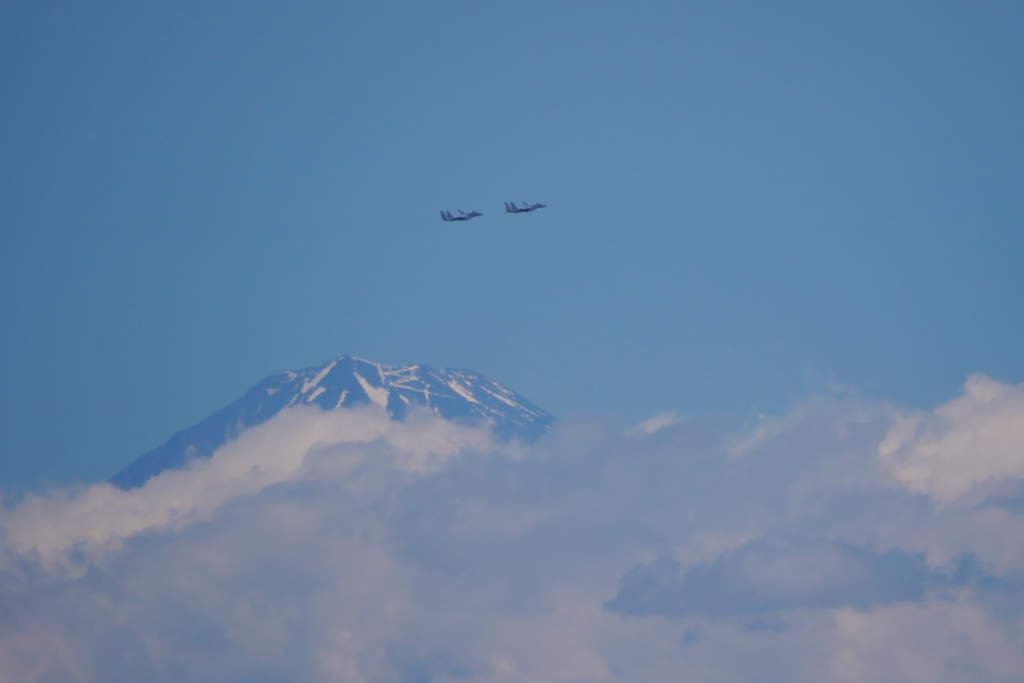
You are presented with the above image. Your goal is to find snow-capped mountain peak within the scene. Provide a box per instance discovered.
[110,356,554,489]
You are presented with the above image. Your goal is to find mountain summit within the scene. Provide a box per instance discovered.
[111,356,554,489]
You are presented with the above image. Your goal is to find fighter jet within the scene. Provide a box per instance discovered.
[504,201,547,214]
[440,209,483,222]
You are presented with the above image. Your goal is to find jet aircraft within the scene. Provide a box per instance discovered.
[440,209,483,222]
[504,201,547,214]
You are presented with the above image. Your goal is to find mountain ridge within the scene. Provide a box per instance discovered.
[110,355,555,489]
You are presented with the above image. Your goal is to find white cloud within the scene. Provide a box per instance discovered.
[880,374,1024,501]
[1,404,493,571]
[628,411,680,435]
[2,379,1024,681]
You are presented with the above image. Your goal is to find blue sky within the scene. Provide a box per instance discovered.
[2,0,1023,492]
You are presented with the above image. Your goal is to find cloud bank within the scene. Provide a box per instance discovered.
[3,376,1024,681]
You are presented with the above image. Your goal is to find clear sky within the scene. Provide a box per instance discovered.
[2,0,1023,493]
